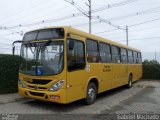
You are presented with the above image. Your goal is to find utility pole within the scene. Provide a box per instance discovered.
[89,0,91,34]
[126,26,128,46]
[65,0,92,33]
[85,0,91,33]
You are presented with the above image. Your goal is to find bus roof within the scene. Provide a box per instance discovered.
[27,26,140,52]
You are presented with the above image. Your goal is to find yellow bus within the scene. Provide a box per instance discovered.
[13,26,142,104]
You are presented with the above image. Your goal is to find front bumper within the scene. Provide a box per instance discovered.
[18,86,67,104]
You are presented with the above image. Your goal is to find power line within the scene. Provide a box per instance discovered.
[64,0,129,45]
[0,0,53,25]
[1,14,81,30]
[94,25,160,38]
[0,30,23,37]
[3,1,69,26]
[94,17,160,35]
[94,16,160,45]
[102,27,159,37]
[108,6,160,21]
[129,17,160,27]
[0,25,23,34]
[92,0,138,13]
[117,36,160,42]
[94,27,160,41]
[0,33,15,37]
[96,29,124,35]
[73,6,160,29]
[94,16,125,30]
[64,0,91,33]
[64,0,127,33]
[0,0,39,18]
[93,16,128,45]
[0,0,159,47]
[0,0,139,31]
[67,0,126,33]
[21,5,71,25]
[72,20,99,27]
[129,25,160,32]
[64,0,88,17]
[0,0,73,30]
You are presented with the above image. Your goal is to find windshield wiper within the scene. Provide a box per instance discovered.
[36,40,52,60]
[36,40,52,57]
[42,40,52,48]
[35,40,52,75]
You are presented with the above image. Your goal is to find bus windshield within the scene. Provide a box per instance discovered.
[20,41,64,76]
[23,28,64,42]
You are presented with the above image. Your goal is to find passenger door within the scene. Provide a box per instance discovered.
[66,38,86,103]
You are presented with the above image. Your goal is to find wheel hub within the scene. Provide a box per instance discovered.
[88,88,95,100]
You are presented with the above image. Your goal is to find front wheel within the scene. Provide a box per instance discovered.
[84,82,97,105]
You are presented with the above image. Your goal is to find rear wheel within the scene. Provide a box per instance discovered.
[84,82,97,105]
[127,75,133,88]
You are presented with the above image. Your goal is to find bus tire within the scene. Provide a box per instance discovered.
[84,82,97,105]
[127,75,133,88]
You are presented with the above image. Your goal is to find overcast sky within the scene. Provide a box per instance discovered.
[0,0,160,61]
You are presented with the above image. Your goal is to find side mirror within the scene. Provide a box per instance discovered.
[12,40,23,55]
[69,40,74,50]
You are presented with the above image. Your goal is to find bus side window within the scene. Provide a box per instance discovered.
[128,50,133,63]
[133,52,137,64]
[99,42,111,63]
[138,52,142,64]
[111,46,120,63]
[120,48,127,63]
[67,39,85,71]
[136,52,139,64]
[86,39,99,63]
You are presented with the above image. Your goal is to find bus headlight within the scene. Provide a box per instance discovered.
[18,79,26,88]
[49,80,64,92]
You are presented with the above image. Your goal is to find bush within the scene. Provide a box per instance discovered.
[0,54,20,94]
[143,60,160,80]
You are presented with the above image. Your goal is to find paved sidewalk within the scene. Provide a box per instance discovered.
[0,93,26,104]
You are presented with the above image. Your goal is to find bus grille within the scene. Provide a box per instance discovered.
[27,85,47,90]
[29,91,44,97]
[27,79,52,85]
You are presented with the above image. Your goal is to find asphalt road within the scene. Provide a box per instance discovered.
[0,80,160,120]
